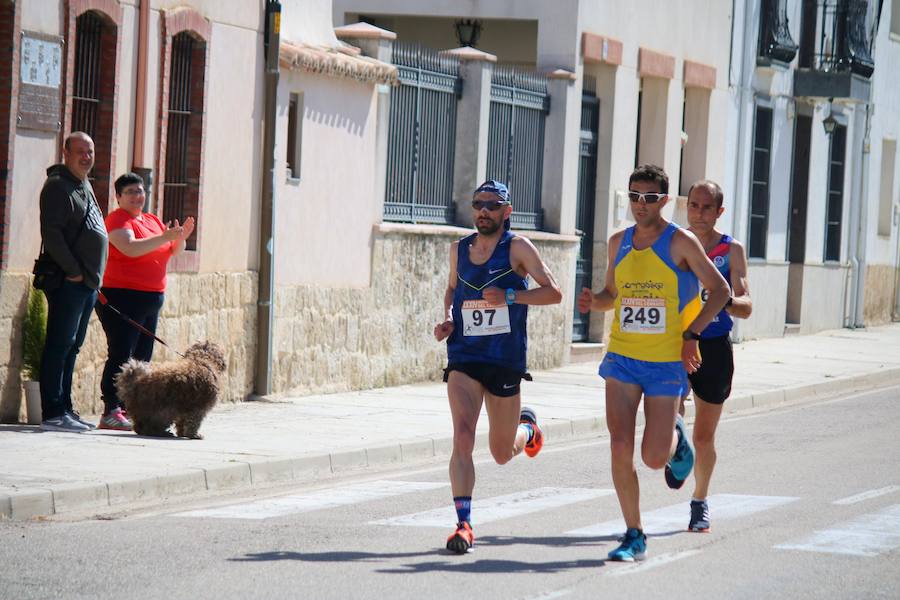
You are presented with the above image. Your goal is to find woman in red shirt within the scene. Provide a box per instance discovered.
[95,173,194,430]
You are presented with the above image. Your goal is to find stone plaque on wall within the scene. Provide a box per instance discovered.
[18,31,63,132]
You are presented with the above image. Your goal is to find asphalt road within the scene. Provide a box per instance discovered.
[2,386,899,600]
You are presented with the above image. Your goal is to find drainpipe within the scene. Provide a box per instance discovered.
[255,0,280,397]
[132,0,153,208]
[729,0,753,342]
[850,103,872,328]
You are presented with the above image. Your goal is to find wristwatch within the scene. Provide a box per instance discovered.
[682,330,701,341]
[505,288,517,305]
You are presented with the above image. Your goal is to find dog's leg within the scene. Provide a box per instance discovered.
[136,416,174,437]
[176,413,204,440]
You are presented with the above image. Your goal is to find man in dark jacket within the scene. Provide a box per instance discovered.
[38,131,108,432]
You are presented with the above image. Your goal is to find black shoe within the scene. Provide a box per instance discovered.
[688,499,710,532]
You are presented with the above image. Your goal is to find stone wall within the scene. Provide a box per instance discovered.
[864,264,897,325]
[271,226,579,396]
[0,271,257,423]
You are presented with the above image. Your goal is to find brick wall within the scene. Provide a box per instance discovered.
[64,0,123,215]
[0,0,20,270]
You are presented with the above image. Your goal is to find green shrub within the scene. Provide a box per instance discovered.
[22,288,47,381]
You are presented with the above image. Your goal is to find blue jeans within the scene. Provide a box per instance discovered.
[95,287,164,412]
[40,280,97,419]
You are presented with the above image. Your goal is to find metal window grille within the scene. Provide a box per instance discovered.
[748,107,773,259]
[486,65,549,230]
[163,33,196,249]
[825,124,847,261]
[807,0,874,76]
[384,43,460,224]
[286,93,300,178]
[72,12,102,137]
[573,86,599,342]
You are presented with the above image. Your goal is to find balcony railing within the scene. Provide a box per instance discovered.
[809,0,875,77]
[758,0,799,64]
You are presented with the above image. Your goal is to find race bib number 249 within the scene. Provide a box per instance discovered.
[619,297,666,334]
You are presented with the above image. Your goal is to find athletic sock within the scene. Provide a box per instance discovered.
[453,496,472,524]
[518,422,535,444]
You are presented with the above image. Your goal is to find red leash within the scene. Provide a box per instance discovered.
[96,291,185,358]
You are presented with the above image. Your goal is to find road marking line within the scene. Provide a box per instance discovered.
[520,589,574,600]
[172,480,446,520]
[775,504,900,557]
[605,549,701,576]
[832,485,900,505]
[567,494,799,536]
[371,487,614,527]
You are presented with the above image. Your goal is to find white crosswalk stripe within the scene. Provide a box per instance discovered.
[172,480,446,520]
[371,487,615,528]
[566,494,799,537]
[775,504,900,557]
[604,550,701,577]
[832,485,900,505]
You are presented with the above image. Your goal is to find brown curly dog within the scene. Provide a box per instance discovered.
[114,341,227,439]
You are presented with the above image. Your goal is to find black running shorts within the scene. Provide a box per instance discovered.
[443,363,532,397]
[687,335,734,405]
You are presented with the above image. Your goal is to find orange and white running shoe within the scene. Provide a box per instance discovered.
[446,521,474,554]
[520,406,543,458]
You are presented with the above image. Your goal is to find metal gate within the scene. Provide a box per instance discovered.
[384,43,461,224]
[573,89,599,341]
[486,65,549,230]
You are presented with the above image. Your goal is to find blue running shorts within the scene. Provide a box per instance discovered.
[599,352,688,398]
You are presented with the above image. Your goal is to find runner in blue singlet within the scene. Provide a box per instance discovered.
[434,180,562,554]
[681,180,753,533]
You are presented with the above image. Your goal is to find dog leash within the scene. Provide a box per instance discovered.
[96,291,186,359]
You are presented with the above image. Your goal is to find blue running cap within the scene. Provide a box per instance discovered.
[474,180,510,202]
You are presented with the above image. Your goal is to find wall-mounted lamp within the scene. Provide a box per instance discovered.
[454,19,482,47]
[822,98,837,136]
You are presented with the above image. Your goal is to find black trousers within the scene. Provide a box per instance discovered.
[95,287,164,412]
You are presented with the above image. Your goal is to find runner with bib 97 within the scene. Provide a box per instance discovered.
[434,180,562,554]
[577,164,729,562]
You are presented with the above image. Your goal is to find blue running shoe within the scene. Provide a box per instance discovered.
[607,528,647,562]
[665,414,694,490]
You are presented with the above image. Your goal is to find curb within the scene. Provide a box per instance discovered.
[3,367,899,521]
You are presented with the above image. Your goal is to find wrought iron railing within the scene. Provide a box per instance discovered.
[810,0,875,77]
[383,43,461,224]
[486,65,549,230]
[758,0,799,64]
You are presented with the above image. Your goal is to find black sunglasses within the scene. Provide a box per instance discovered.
[628,191,666,204]
[472,200,509,211]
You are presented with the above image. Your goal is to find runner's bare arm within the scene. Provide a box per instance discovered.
[675,229,730,333]
[578,231,621,313]
[434,242,458,341]
[727,239,753,319]
[483,237,562,306]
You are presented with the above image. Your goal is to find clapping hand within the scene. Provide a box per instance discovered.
[164,217,196,242]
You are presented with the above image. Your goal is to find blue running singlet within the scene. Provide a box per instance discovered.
[447,231,529,372]
[701,234,733,339]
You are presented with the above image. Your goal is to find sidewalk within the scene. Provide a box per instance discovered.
[3,324,900,520]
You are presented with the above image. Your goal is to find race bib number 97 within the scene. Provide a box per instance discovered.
[619,297,666,334]
[462,300,511,337]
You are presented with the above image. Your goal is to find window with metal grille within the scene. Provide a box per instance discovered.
[72,12,101,137]
[825,124,847,261]
[384,43,460,225]
[748,106,773,259]
[486,65,549,230]
[162,32,205,251]
[286,93,301,179]
[71,10,116,214]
